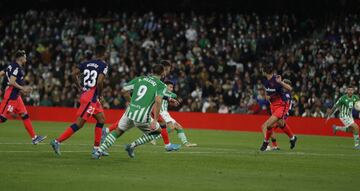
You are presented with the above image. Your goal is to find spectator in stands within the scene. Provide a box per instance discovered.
[0,10,359,119]
[39,94,53,106]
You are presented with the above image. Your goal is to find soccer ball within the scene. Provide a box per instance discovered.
[354,101,360,111]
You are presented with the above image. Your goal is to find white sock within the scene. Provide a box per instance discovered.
[165,143,171,148]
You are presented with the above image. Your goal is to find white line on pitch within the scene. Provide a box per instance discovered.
[0,149,359,157]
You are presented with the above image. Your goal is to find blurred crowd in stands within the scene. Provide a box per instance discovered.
[1,9,360,118]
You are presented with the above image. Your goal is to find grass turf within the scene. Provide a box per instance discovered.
[0,120,359,191]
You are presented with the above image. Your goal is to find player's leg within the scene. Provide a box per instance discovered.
[348,123,359,148]
[126,128,162,156]
[333,118,353,135]
[105,120,119,134]
[52,101,95,150]
[50,116,86,155]
[92,111,107,156]
[173,122,197,147]
[126,117,182,156]
[97,128,126,157]
[127,121,162,149]
[151,116,171,146]
[0,114,7,123]
[57,117,86,143]
[259,115,279,151]
[160,121,171,146]
[15,97,47,144]
[0,99,9,123]
[150,113,181,150]
[277,118,297,149]
[19,112,47,144]
[94,114,131,159]
[267,126,279,151]
[100,120,119,144]
[271,131,278,148]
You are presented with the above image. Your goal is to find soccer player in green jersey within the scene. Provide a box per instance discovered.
[326,87,360,149]
[93,64,180,159]
[152,80,197,147]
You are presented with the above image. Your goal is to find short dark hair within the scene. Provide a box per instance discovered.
[85,50,93,60]
[15,50,26,59]
[95,45,106,56]
[164,80,174,86]
[160,60,171,67]
[153,64,165,76]
[262,64,273,74]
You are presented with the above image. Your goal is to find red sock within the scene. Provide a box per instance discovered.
[22,118,36,139]
[94,123,104,147]
[161,127,170,145]
[108,121,119,132]
[271,138,278,147]
[281,123,294,138]
[57,123,79,143]
[265,128,273,141]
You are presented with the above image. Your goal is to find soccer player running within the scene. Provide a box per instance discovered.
[326,86,360,149]
[0,50,47,144]
[152,80,197,147]
[259,65,297,151]
[265,79,293,151]
[101,60,181,151]
[93,64,177,159]
[50,45,108,156]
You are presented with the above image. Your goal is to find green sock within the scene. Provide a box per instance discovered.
[176,129,188,144]
[335,126,349,132]
[99,132,119,152]
[131,133,159,148]
[354,133,359,146]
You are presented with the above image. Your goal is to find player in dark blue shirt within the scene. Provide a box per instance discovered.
[265,79,294,151]
[0,50,46,145]
[51,45,108,158]
[260,65,297,151]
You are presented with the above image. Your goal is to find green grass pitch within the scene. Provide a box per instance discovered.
[0,120,359,191]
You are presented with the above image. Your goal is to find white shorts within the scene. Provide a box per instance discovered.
[340,117,355,128]
[160,111,176,124]
[118,114,160,134]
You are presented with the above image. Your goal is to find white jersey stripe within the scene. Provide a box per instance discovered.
[142,106,152,123]
[132,110,139,121]
[137,107,145,122]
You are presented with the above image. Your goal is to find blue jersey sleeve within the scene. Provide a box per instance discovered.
[78,62,85,72]
[275,82,283,93]
[97,61,108,76]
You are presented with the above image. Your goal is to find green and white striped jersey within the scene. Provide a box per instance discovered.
[123,75,169,123]
[161,92,177,112]
[335,95,360,119]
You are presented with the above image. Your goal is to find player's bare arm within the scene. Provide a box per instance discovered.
[121,89,132,103]
[275,75,292,91]
[9,75,31,93]
[326,105,337,120]
[168,97,180,107]
[0,70,5,77]
[96,73,105,101]
[72,67,82,90]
